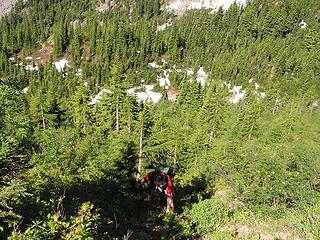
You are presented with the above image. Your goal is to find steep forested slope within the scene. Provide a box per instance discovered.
[0,0,320,239]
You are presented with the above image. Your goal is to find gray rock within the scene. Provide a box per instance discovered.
[0,0,17,20]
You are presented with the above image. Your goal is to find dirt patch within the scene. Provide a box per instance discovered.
[96,0,117,12]
[19,6,30,16]
[214,186,244,211]
[81,42,91,61]
[218,223,306,240]
[161,54,170,62]
[70,18,87,30]
[17,36,54,64]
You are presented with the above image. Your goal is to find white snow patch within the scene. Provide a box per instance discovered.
[299,20,308,29]
[166,0,247,15]
[145,84,154,92]
[148,62,161,68]
[89,88,113,105]
[127,88,135,95]
[22,87,29,93]
[196,67,207,86]
[161,58,168,64]
[187,68,194,76]
[14,62,38,71]
[146,91,162,103]
[157,21,172,31]
[312,101,318,107]
[25,65,38,71]
[211,0,246,11]
[224,81,231,89]
[158,76,170,88]
[135,92,148,102]
[127,85,162,103]
[158,69,171,89]
[197,67,206,76]
[148,59,171,89]
[229,85,246,104]
[260,92,266,99]
[166,0,182,11]
[250,79,266,99]
[54,58,70,72]
[75,68,83,76]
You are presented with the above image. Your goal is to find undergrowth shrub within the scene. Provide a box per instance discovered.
[0,180,30,237]
[225,140,320,207]
[9,201,100,240]
[183,197,231,235]
[291,201,320,239]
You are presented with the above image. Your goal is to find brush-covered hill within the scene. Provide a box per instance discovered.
[0,0,320,239]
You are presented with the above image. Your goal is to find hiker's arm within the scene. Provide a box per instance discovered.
[142,172,154,185]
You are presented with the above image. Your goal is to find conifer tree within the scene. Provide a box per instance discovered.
[66,85,92,134]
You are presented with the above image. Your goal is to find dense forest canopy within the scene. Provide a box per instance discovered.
[0,0,320,239]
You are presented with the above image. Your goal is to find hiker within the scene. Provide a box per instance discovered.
[142,170,174,213]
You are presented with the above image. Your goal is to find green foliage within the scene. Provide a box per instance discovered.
[161,214,195,237]
[31,128,97,173]
[93,132,137,180]
[183,197,231,235]
[9,201,100,240]
[0,82,31,181]
[293,201,320,238]
[0,180,31,236]
[0,0,320,238]
[208,231,237,240]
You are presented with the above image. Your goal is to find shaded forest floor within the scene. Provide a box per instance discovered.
[55,175,307,240]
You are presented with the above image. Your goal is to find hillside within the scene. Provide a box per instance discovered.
[0,0,320,239]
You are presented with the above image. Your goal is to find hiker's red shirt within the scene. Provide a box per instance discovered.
[144,172,173,197]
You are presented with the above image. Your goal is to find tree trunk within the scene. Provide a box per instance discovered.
[136,126,143,181]
[41,105,46,130]
[173,143,177,174]
[115,103,119,131]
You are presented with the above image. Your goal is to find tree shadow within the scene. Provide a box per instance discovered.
[13,138,210,239]
[60,141,152,238]
[63,176,150,238]
[174,175,211,214]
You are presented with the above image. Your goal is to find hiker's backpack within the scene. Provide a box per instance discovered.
[154,164,175,179]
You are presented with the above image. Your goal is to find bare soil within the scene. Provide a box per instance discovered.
[17,36,54,64]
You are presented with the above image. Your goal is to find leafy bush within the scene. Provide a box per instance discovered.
[289,201,320,239]
[219,140,320,207]
[0,180,31,237]
[9,201,100,240]
[183,197,231,235]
